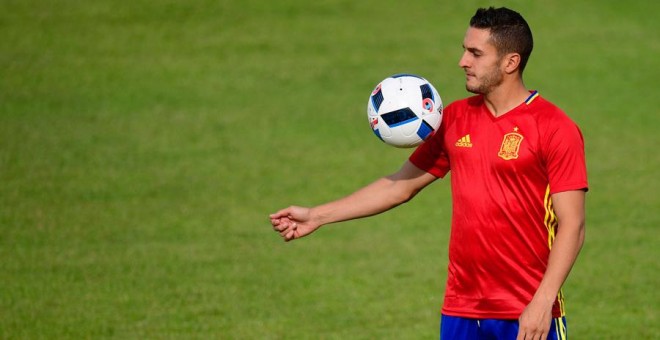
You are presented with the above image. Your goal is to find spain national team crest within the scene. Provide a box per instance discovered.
[498,127,524,160]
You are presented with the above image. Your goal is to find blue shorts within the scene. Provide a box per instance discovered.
[440,314,568,340]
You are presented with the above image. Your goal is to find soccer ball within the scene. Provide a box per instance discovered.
[367,74,443,148]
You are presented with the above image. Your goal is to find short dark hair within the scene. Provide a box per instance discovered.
[470,7,534,73]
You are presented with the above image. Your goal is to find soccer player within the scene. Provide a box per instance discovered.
[270,7,588,340]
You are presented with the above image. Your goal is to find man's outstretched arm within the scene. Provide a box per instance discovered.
[270,161,437,242]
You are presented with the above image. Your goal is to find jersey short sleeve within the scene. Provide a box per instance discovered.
[539,112,589,194]
[409,103,455,178]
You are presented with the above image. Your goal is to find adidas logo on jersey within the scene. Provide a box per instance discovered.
[456,134,473,147]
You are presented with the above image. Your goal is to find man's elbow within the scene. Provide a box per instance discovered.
[577,220,586,248]
[390,185,422,207]
[565,218,586,249]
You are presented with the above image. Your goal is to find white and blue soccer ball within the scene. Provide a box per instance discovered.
[367,74,443,148]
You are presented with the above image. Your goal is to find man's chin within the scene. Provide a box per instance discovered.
[466,85,482,94]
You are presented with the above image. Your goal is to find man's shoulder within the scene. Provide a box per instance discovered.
[531,96,577,125]
[529,96,584,142]
[444,95,483,120]
[447,95,483,110]
[532,95,563,113]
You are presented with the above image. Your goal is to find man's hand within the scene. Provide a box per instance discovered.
[270,206,320,242]
[516,297,553,340]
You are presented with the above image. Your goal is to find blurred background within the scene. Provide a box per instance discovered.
[1,0,658,338]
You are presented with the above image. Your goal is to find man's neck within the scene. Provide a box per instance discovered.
[483,81,530,117]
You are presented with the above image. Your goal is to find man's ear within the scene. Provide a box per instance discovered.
[503,53,521,74]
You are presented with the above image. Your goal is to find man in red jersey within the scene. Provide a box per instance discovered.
[270,7,587,340]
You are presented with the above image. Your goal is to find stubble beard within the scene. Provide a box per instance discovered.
[465,63,504,95]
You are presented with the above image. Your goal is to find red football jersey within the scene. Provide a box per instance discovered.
[410,92,588,319]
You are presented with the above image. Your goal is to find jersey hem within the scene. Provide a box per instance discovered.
[549,183,589,195]
[409,156,447,178]
[441,308,564,320]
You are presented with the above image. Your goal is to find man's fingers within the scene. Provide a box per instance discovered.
[272,219,286,232]
[517,329,547,340]
[270,210,303,241]
[271,216,294,231]
[285,229,295,241]
[269,207,294,220]
[277,220,298,235]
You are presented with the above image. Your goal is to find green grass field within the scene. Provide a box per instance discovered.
[1,0,658,338]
